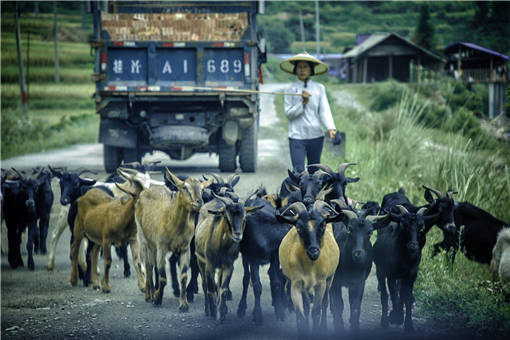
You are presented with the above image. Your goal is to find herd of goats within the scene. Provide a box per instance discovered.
[1,162,509,337]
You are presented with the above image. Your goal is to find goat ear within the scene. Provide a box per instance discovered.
[347,177,360,183]
[48,165,62,179]
[275,211,295,225]
[288,169,301,184]
[424,189,434,203]
[202,177,214,188]
[165,168,183,188]
[245,205,264,215]
[284,180,300,193]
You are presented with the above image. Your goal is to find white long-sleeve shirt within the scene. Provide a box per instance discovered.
[284,79,336,140]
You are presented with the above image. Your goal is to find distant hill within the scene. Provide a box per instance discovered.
[259,1,510,56]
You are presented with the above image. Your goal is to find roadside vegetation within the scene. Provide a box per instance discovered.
[275,72,510,337]
[1,4,97,160]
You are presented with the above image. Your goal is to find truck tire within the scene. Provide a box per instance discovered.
[123,148,140,164]
[104,145,122,173]
[239,121,258,172]
[218,139,237,172]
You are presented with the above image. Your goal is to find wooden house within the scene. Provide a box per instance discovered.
[444,42,509,118]
[341,32,443,83]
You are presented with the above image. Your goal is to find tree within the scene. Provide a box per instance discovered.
[412,4,435,51]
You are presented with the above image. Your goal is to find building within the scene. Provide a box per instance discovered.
[444,42,509,118]
[341,32,443,83]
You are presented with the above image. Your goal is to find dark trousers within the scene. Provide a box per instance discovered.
[289,136,324,174]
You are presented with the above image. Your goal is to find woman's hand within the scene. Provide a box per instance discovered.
[302,90,311,107]
[328,129,336,140]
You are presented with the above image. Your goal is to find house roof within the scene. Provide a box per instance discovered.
[444,42,510,61]
[341,32,443,63]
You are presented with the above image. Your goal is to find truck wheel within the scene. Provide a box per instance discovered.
[218,139,237,172]
[104,145,122,173]
[123,148,140,164]
[239,122,258,172]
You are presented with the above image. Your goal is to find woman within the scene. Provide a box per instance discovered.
[280,52,336,174]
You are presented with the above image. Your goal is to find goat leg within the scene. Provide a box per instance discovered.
[388,279,403,325]
[26,222,37,270]
[376,269,389,329]
[169,253,180,297]
[217,265,234,322]
[47,206,68,271]
[129,238,145,293]
[153,248,167,305]
[330,281,345,334]
[236,256,250,318]
[178,249,190,312]
[90,244,101,289]
[101,240,112,293]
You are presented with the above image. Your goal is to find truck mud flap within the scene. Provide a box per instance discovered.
[99,119,137,149]
[150,125,209,148]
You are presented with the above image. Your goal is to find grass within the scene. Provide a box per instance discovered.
[313,80,510,337]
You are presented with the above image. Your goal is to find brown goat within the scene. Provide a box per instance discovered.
[277,200,342,336]
[70,169,145,292]
[195,193,263,322]
[135,168,212,310]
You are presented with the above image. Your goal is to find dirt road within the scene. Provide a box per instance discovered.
[1,84,482,340]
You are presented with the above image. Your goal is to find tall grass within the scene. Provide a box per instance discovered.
[319,81,510,337]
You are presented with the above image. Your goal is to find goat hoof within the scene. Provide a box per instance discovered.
[237,306,246,318]
[252,313,263,325]
[93,284,100,290]
[179,304,189,312]
[380,318,389,329]
[404,323,415,333]
[28,262,35,271]
[102,288,111,293]
[186,291,195,303]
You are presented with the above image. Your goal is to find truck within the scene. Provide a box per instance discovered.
[90,1,266,172]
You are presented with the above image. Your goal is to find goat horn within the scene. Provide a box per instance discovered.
[342,209,358,221]
[330,198,349,210]
[316,184,333,201]
[210,173,224,184]
[447,190,457,199]
[396,205,409,214]
[11,168,25,179]
[366,214,388,224]
[422,185,443,198]
[212,191,232,206]
[417,207,427,216]
[118,167,139,175]
[281,201,307,217]
[338,162,357,175]
[308,163,334,174]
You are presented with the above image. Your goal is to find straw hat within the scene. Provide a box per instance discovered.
[279,51,329,76]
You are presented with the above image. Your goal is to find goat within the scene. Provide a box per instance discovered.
[276,200,342,336]
[310,162,360,205]
[449,202,508,264]
[329,201,389,334]
[135,169,213,310]
[195,193,263,322]
[237,187,291,324]
[373,205,433,332]
[491,228,510,293]
[32,167,54,255]
[2,171,41,270]
[70,169,145,292]
[167,173,240,303]
[381,186,457,252]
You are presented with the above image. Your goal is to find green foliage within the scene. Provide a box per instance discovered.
[321,81,510,337]
[258,16,294,53]
[412,4,436,51]
[261,2,509,55]
[369,81,407,111]
[290,41,332,54]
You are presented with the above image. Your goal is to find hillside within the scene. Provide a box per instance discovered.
[260,1,510,56]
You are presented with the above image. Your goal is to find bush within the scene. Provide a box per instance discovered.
[369,81,407,111]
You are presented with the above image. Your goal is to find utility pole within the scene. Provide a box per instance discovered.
[299,10,305,42]
[15,3,29,114]
[315,0,320,58]
[54,1,60,83]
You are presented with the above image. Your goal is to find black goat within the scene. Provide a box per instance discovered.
[434,202,509,264]
[373,205,432,332]
[329,201,388,334]
[2,171,41,270]
[33,168,54,255]
[381,186,456,250]
[237,187,291,324]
